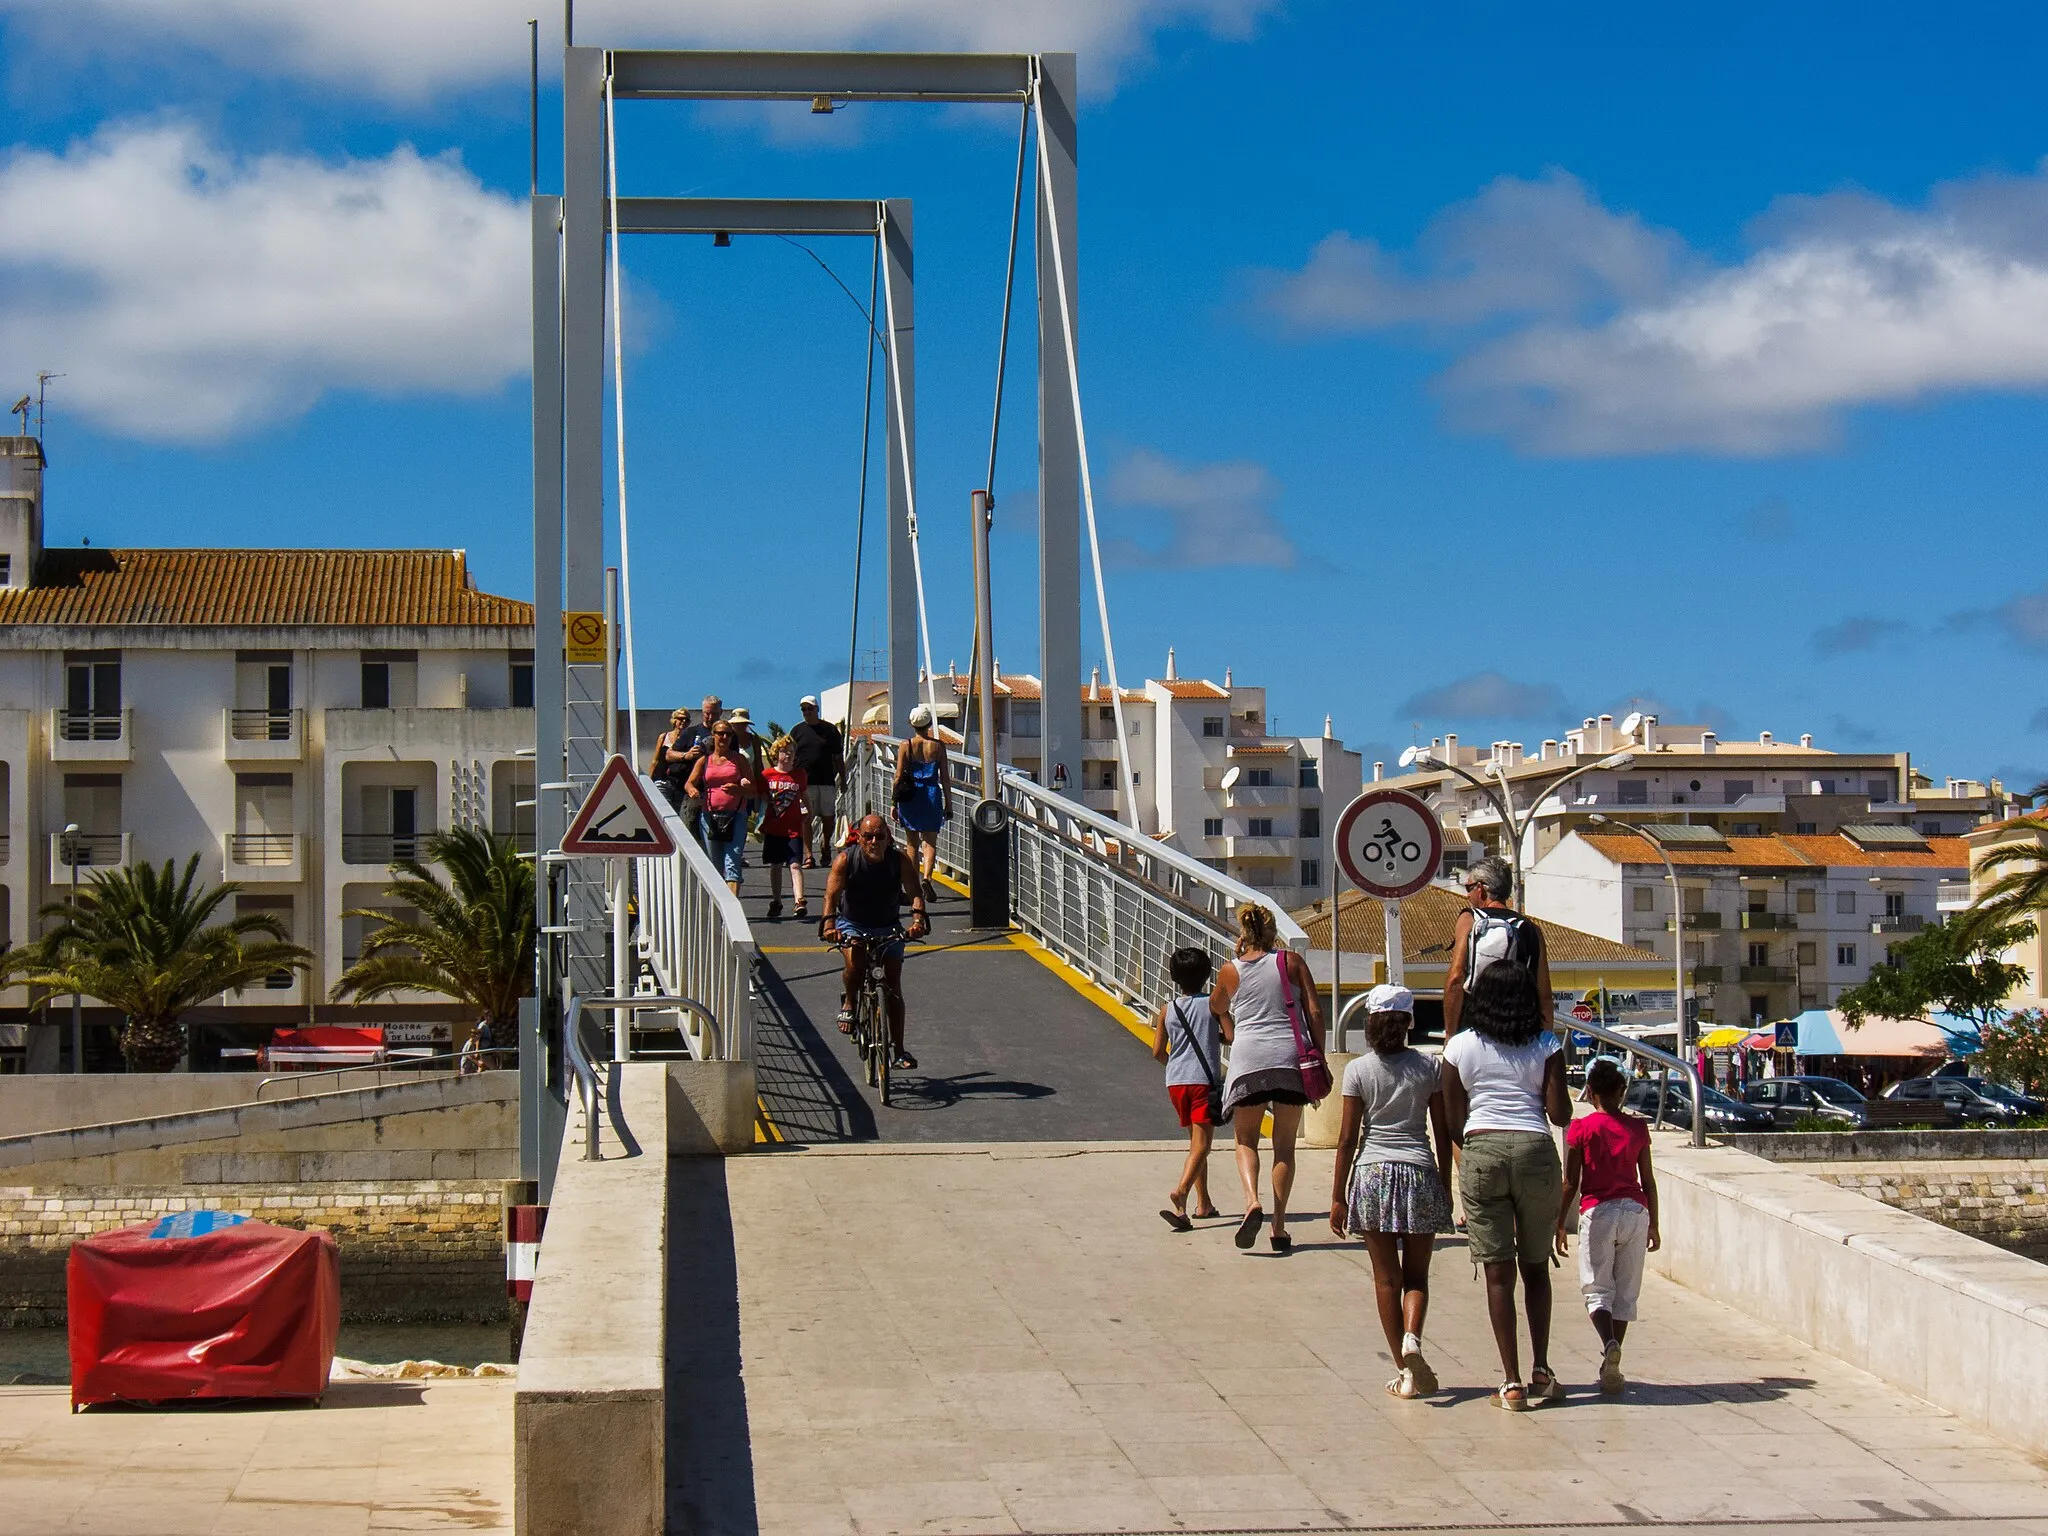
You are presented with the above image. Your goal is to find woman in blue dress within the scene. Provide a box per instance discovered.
[892,703,951,901]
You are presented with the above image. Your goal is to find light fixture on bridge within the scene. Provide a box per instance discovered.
[811,96,836,114]
[712,231,731,248]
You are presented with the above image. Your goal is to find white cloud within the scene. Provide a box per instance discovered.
[1104,447,1294,569]
[0,0,1275,102]
[1263,163,2048,456]
[1395,672,1566,722]
[0,123,528,441]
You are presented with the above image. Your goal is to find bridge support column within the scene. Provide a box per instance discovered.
[882,200,918,737]
[1036,53,1081,794]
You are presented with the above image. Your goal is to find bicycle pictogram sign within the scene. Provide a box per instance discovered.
[1334,788,1441,900]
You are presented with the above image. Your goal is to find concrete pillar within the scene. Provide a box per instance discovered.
[1036,54,1081,793]
[882,199,918,737]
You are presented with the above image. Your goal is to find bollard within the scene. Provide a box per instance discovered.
[505,1198,546,1361]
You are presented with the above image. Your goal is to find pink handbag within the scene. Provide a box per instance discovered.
[1274,951,1333,1104]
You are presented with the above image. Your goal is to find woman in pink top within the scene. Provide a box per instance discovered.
[685,719,766,894]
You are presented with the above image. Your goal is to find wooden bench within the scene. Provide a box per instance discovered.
[1863,1099,1961,1130]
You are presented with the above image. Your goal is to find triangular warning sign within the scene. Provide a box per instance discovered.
[560,755,678,857]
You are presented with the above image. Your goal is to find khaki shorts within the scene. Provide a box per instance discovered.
[1459,1130,1562,1267]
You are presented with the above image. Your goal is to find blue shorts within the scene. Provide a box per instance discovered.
[706,831,746,883]
[835,919,904,955]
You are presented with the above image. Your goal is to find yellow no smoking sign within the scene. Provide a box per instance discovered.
[564,611,607,664]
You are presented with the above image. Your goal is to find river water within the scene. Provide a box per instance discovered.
[0,1322,512,1385]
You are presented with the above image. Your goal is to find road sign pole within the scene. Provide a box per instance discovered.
[1385,898,1405,988]
[1328,853,1340,1052]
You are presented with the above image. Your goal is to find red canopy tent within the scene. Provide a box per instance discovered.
[262,1025,384,1070]
[69,1213,339,1408]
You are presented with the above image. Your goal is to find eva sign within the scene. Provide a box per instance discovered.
[561,755,677,857]
[1334,788,1442,899]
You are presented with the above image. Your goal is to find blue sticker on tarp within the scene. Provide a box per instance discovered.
[147,1210,248,1240]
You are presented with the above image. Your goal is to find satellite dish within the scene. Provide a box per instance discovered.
[1619,711,1644,737]
[1220,765,1241,790]
[1397,745,1423,768]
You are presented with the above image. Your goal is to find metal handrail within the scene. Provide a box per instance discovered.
[256,1047,471,1099]
[560,992,718,1159]
[1573,1017,1707,1147]
[564,993,605,1160]
[632,779,758,1062]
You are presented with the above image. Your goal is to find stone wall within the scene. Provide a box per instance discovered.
[1724,1128,2048,1164]
[0,1180,507,1326]
[1815,1161,2048,1258]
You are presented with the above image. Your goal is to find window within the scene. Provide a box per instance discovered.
[1814,779,1837,796]
[1746,893,1766,914]
[1797,942,1818,966]
[1836,889,1857,915]
[1300,860,1321,888]
[1837,944,1858,967]
[1299,807,1321,839]
[1299,759,1320,788]
[1128,716,1140,737]
[236,896,296,989]
[1796,888,1817,913]
[510,651,535,708]
[1098,706,1116,725]
[62,773,122,837]
[1248,818,1274,837]
[1011,702,1040,738]
[1097,765,1116,790]
[1682,886,1705,913]
[1246,768,1275,787]
[1202,717,1224,738]
[1202,817,1223,838]
[0,554,11,585]
[62,653,121,738]
[1633,886,1656,912]
[1617,779,1648,805]
[1723,779,1754,804]
[1731,822,1763,836]
[1920,820,1942,836]
[1748,995,1769,1022]
[1132,770,1141,786]
[1747,942,1770,967]
[361,660,389,709]
[1868,779,1891,803]
[360,650,417,708]
[234,774,294,858]
[1794,822,1818,835]
[1884,891,1905,917]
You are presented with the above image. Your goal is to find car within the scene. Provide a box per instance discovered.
[1959,1077,2044,1117]
[1742,1074,1870,1129]
[1884,1074,2028,1125]
[1622,1076,1775,1132]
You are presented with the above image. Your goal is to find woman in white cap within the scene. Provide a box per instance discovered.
[1330,982,1454,1400]
[891,703,951,900]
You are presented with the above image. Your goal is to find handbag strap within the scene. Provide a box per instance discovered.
[1170,997,1221,1089]
[1273,951,1321,1064]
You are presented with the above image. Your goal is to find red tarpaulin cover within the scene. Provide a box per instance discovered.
[264,1024,384,1070]
[68,1217,339,1408]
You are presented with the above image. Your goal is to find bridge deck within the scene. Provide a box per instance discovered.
[747,884,1179,1144]
[671,1142,2048,1536]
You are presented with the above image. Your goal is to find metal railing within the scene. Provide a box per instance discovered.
[633,780,758,1062]
[228,708,301,743]
[849,736,1308,1021]
[256,1049,469,1099]
[56,709,123,743]
[341,832,430,864]
[226,832,297,866]
[1871,914,1925,933]
[51,832,125,868]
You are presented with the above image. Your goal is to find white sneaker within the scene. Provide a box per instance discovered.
[1600,1340,1625,1395]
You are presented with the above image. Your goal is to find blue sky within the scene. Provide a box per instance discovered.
[2,0,2046,787]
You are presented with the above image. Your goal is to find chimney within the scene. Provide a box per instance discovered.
[1759,730,1773,747]
[1701,732,1717,755]
[1373,761,1384,782]
[1089,665,1101,701]
[1323,713,1333,737]
[1799,733,1812,748]
[1224,666,1233,688]
[0,435,44,589]
[1541,739,1558,761]
[1640,716,1657,751]
[1444,732,1458,760]
[1165,647,1177,681]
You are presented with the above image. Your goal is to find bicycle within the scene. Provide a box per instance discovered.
[833,927,908,1106]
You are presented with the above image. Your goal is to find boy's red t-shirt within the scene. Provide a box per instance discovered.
[761,766,807,838]
[1565,1108,1650,1214]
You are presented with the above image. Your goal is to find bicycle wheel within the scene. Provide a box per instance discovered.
[875,987,892,1106]
[859,990,878,1086]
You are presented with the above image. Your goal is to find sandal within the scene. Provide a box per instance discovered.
[1529,1367,1564,1405]
[1269,1231,1293,1255]
[1385,1369,1417,1399]
[1599,1341,1625,1396]
[766,899,783,920]
[793,901,808,919]
[1159,1207,1193,1234]
[836,1006,854,1035]
[890,1049,918,1071]
[1191,1207,1222,1220]
[1234,1208,1264,1251]
[1402,1347,1438,1396]
[1494,1381,1528,1412]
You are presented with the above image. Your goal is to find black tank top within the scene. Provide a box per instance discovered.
[840,845,906,927]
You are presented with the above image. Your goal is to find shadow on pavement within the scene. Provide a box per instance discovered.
[882,1070,1056,1113]
[666,1158,759,1536]
[752,962,876,1144]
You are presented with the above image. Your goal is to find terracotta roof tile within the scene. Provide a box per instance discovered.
[1151,679,1230,699]
[1777,833,1971,869]
[1579,833,1815,869]
[1292,885,1664,967]
[1227,744,1294,756]
[0,549,532,628]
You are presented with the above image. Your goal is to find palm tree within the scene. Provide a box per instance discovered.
[1957,780,2048,947]
[3,856,310,1071]
[331,827,535,1053]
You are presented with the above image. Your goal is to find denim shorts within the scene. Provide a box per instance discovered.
[834,918,904,955]
[706,832,746,883]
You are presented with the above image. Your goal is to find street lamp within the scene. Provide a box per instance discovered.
[1589,814,1701,1142]
[1397,744,1636,909]
[61,822,81,1074]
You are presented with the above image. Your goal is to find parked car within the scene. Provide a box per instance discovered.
[1884,1074,2028,1125]
[1742,1075,1870,1128]
[1959,1077,2044,1117]
[1622,1076,1774,1131]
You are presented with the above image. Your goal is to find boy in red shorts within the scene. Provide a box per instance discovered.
[1150,947,1223,1232]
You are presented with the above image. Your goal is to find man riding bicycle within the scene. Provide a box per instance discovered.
[820,814,929,1071]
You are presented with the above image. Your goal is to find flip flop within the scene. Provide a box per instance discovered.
[1159,1208,1193,1234]
[1234,1208,1264,1250]
[836,1007,854,1035]
[1190,1207,1223,1220]
[891,1050,918,1071]
[1269,1231,1294,1255]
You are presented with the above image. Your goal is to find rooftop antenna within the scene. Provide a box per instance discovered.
[35,372,61,438]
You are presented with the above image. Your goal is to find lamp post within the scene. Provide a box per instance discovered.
[1397,746,1636,910]
[1589,814,1701,1141]
[61,822,81,1074]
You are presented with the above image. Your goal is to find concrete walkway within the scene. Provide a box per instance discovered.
[0,1376,512,1533]
[679,1142,2048,1536]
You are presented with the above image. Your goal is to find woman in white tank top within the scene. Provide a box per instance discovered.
[1212,903,1325,1254]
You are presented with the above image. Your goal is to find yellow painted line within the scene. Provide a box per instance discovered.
[753,1096,783,1144]
[932,869,971,899]
[1004,928,1154,1047]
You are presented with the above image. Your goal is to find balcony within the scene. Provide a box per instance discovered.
[223,708,304,762]
[1738,964,1795,984]
[49,832,130,882]
[1664,912,1722,931]
[49,709,130,762]
[1080,788,1120,814]
[1937,880,1973,911]
[1691,965,1725,984]
[341,832,433,867]
[1224,785,1294,808]
[1871,914,1926,934]
[1224,836,1293,860]
[1739,911,1798,930]
[224,832,302,883]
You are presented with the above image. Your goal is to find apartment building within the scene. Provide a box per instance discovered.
[1376,711,2015,872]
[824,649,1363,912]
[0,435,535,1066]
[1524,824,1968,1026]
[1947,811,2048,1010]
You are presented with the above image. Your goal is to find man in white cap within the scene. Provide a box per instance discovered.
[788,694,844,867]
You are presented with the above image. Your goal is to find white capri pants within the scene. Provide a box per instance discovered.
[1577,1199,1651,1321]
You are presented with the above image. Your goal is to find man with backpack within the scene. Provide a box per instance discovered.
[1444,856,1554,1038]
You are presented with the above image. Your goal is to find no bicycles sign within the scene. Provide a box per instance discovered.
[1334,788,1442,900]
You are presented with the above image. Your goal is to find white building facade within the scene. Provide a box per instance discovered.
[0,436,535,1068]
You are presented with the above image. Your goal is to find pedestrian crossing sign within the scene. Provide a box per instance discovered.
[560,755,678,857]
